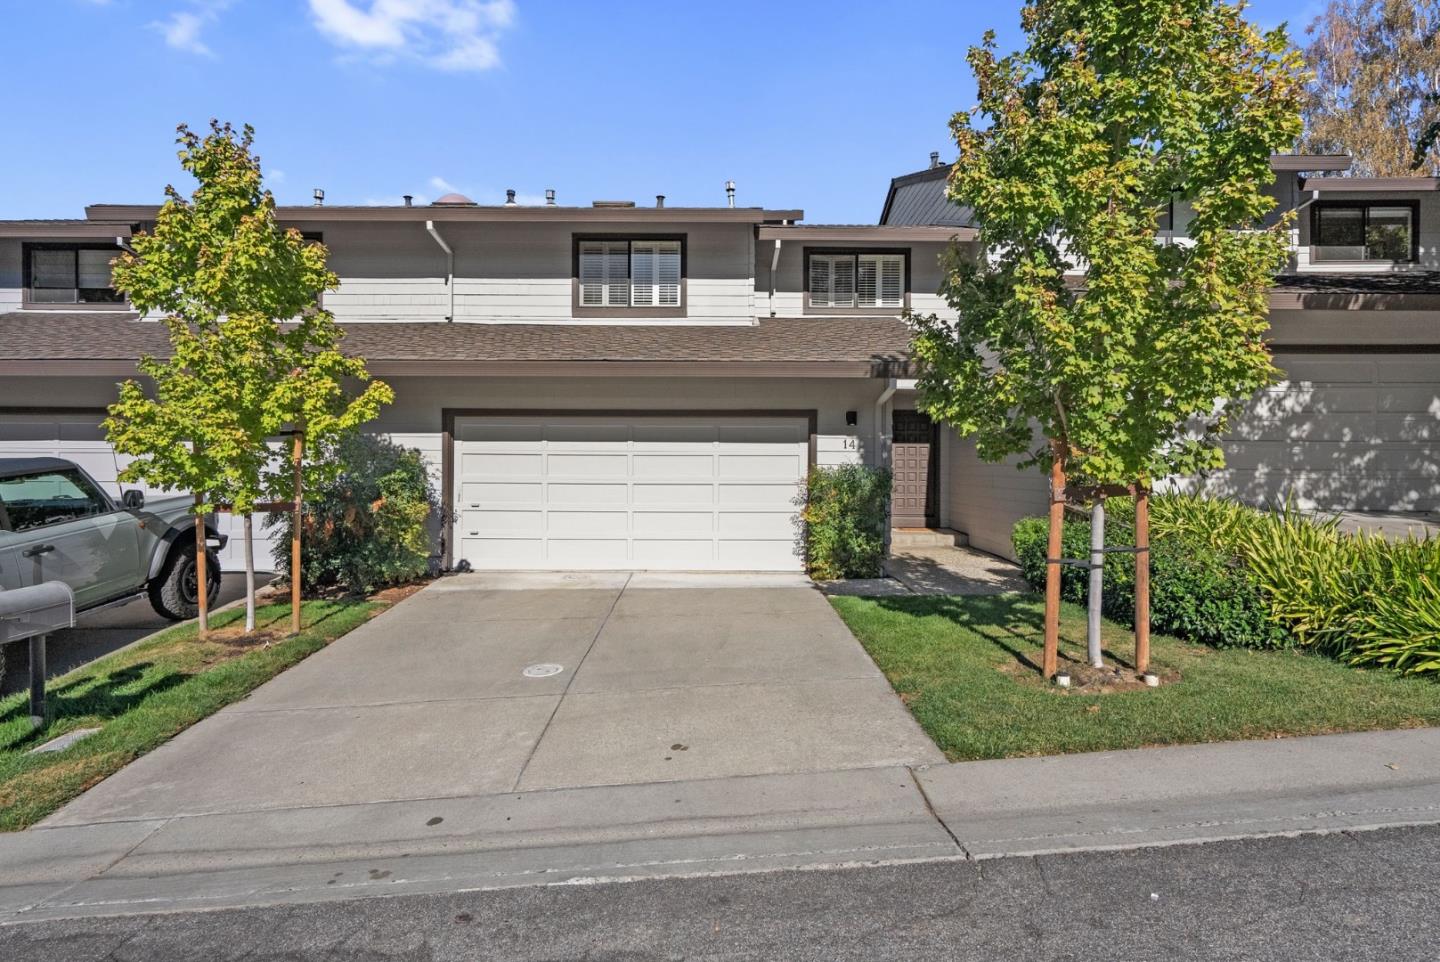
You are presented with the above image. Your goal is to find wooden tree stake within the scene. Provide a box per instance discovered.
[291,430,304,636]
[1043,445,1065,679]
[194,492,209,638]
[1134,486,1151,674]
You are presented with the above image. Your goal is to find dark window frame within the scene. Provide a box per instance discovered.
[801,247,912,315]
[21,242,129,310]
[571,234,688,318]
[1310,200,1421,264]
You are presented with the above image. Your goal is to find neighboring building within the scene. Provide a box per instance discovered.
[881,153,1440,558]
[0,155,1434,574]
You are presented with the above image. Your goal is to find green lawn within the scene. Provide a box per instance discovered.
[0,599,382,831]
[831,593,1440,761]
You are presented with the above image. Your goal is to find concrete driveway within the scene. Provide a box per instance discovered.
[47,573,941,825]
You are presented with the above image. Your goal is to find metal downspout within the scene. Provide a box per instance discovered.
[875,378,899,562]
[426,221,454,322]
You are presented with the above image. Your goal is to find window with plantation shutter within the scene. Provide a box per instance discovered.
[807,250,907,310]
[575,237,685,313]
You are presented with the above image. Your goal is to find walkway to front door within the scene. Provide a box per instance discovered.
[46,573,942,825]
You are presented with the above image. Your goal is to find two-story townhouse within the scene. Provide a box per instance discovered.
[3,155,1434,576]
[0,191,956,573]
[882,153,1440,558]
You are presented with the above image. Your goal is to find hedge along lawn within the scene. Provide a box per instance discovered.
[830,593,1440,761]
[0,598,383,831]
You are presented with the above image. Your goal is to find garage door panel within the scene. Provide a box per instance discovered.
[633,511,712,537]
[634,453,712,479]
[463,452,540,477]
[719,511,797,539]
[457,422,543,445]
[453,415,807,571]
[549,539,629,565]
[1208,355,1439,512]
[547,453,627,478]
[717,540,798,569]
[461,481,542,507]
[719,454,803,479]
[548,482,628,506]
[718,483,799,508]
[631,423,717,446]
[462,538,545,565]
[633,483,714,508]
[548,510,628,538]
[633,540,714,566]
[546,422,630,446]
[464,510,543,538]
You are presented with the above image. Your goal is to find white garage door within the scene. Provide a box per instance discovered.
[453,415,810,571]
[0,412,273,570]
[1193,354,1439,512]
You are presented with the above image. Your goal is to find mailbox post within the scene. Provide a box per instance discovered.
[0,582,76,727]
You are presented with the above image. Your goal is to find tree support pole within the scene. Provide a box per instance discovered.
[1134,485,1151,674]
[291,430,304,636]
[1043,443,1065,679]
[194,492,209,638]
[1087,498,1105,669]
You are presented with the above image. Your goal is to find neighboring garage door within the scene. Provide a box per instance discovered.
[452,415,811,571]
[0,411,272,570]
[1193,353,1439,512]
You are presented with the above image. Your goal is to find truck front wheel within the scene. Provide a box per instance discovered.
[148,544,223,621]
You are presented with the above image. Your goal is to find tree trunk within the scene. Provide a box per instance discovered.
[1087,498,1105,669]
[243,512,256,634]
[194,493,209,638]
[1134,486,1151,675]
[1043,443,1065,679]
[290,431,304,636]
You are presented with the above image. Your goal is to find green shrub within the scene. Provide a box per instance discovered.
[271,434,437,594]
[1014,494,1440,672]
[803,465,892,580]
[1012,502,1286,649]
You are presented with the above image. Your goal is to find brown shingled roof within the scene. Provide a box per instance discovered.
[0,313,913,376]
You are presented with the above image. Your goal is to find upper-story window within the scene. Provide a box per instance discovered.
[1312,201,1418,264]
[806,250,908,311]
[574,236,685,315]
[22,243,126,307]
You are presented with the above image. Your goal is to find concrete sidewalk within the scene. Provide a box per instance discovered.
[3,727,1437,923]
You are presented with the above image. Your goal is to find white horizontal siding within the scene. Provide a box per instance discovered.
[0,240,22,313]
[940,427,1049,562]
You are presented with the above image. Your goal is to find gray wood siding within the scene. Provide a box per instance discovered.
[316,220,755,323]
[939,427,1049,562]
[0,240,22,313]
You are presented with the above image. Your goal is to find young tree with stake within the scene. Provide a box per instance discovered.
[107,121,391,634]
[911,0,1305,677]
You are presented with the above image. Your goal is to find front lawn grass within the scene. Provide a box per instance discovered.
[0,599,382,831]
[831,593,1440,761]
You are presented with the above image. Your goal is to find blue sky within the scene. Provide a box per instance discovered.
[2,0,1326,223]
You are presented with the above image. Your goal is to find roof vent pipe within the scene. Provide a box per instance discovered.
[930,151,940,168]
[403,194,413,207]
[725,180,736,208]
[655,194,665,208]
[312,187,325,206]
[505,189,517,206]
[545,188,556,206]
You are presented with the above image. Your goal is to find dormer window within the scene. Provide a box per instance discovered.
[806,250,908,311]
[1312,202,1418,263]
[23,243,126,307]
[574,236,686,316]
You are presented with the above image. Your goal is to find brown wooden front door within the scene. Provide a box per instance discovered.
[891,411,937,528]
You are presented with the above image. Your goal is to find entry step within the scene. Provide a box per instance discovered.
[890,528,966,549]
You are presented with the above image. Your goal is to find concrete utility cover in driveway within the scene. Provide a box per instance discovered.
[47,573,941,826]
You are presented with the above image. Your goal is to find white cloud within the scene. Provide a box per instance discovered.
[150,1,232,58]
[307,0,516,72]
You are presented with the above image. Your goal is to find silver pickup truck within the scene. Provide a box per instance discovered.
[0,457,224,622]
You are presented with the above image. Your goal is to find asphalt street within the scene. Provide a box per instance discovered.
[3,824,1436,961]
